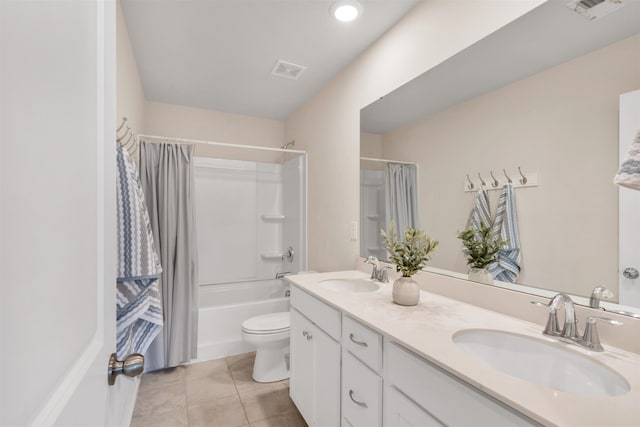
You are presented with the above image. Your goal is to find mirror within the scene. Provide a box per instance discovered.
[360,1,640,313]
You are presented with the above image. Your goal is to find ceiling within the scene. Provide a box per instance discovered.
[361,0,640,135]
[120,0,420,121]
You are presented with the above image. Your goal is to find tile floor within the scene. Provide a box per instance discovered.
[131,352,307,427]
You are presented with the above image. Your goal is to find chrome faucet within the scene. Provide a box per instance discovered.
[589,285,614,309]
[532,293,578,339]
[532,293,623,351]
[276,272,292,279]
[365,256,390,283]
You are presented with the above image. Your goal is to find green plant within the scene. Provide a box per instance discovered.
[381,222,438,277]
[457,222,507,269]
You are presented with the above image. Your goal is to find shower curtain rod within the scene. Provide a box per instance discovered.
[138,134,307,155]
[360,156,416,165]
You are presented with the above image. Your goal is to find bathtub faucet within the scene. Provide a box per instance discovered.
[276,272,292,279]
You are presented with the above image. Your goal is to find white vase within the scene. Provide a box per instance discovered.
[392,276,420,306]
[468,267,493,285]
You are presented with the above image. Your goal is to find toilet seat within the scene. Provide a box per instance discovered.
[241,311,290,335]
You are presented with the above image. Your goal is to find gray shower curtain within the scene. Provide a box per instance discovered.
[385,163,419,237]
[140,140,199,371]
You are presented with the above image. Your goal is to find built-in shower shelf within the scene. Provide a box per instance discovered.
[261,214,285,222]
[366,215,380,220]
[261,253,284,261]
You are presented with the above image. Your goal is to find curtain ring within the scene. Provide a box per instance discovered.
[466,174,475,190]
[489,171,499,187]
[518,166,528,184]
[477,173,486,187]
[503,169,512,184]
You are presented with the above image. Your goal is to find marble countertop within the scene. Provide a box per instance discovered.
[287,270,640,427]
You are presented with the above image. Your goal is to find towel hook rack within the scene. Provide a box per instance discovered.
[489,171,499,187]
[503,169,512,184]
[466,174,475,190]
[518,167,527,184]
[477,173,486,187]
[117,125,131,142]
[117,116,128,134]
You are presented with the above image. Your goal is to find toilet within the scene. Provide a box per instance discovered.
[241,311,290,382]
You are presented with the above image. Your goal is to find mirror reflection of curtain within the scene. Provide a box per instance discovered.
[385,163,419,238]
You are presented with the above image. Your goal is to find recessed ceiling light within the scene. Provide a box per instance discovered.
[330,0,363,22]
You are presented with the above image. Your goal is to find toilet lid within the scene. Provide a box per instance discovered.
[241,311,290,334]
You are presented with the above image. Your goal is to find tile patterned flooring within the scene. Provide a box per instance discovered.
[131,352,307,427]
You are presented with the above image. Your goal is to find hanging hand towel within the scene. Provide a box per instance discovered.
[470,187,492,230]
[116,144,163,359]
[488,183,521,282]
[614,130,640,190]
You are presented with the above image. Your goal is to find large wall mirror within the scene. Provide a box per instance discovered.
[360,1,640,314]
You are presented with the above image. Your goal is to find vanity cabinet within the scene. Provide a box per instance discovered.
[290,284,540,427]
[384,341,540,427]
[341,316,383,427]
[289,288,341,427]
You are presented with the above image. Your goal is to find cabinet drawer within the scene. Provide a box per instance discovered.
[385,341,539,427]
[342,351,382,427]
[383,385,443,427]
[342,315,382,373]
[290,285,341,340]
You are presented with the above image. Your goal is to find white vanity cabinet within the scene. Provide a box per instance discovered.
[341,316,383,427]
[289,284,540,427]
[384,341,540,427]
[289,287,341,427]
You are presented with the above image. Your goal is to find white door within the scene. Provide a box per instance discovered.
[1,1,123,426]
[619,90,640,308]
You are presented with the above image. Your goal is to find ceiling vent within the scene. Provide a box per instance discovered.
[271,60,307,80]
[567,0,624,20]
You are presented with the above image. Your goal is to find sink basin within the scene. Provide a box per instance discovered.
[452,329,629,397]
[318,278,380,293]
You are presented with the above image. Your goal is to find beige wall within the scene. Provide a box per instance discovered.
[285,0,544,272]
[143,101,285,163]
[116,1,145,133]
[360,132,382,158]
[380,34,640,298]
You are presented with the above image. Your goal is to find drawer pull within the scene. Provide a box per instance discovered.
[306,333,313,341]
[302,330,308,337]
[349,333,368,347]
[349,390,368,408]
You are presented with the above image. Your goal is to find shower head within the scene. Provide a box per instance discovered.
[281,140,296,150]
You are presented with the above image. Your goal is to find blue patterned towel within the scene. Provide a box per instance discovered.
[116,145,163,358]
[470,187,492,230]
[614,130,640,190]
[488,184,521,282]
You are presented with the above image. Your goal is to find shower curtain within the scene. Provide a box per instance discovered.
[385,163,419,237]
[140,140,199,371]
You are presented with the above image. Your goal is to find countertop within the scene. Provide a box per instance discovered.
[287,270,640,427]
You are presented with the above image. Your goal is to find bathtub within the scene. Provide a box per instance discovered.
[196,279,290,361]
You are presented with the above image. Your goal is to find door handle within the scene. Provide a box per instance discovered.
[108,353,144,385]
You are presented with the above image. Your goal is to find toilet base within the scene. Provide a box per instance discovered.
[252,344,290,383]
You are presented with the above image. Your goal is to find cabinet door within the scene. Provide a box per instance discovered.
[312,321,341,427]
[383,386,443,427]
[290,308,315,424]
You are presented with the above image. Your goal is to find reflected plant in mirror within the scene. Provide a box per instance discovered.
[360,1,640,316]
[458,222,507,286]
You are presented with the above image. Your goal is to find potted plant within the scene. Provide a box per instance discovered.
[457,222,506,285]
[381,222,438,306]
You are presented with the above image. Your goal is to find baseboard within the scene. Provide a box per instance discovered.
[196,339,255,362]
